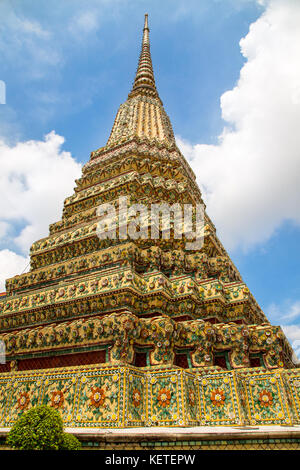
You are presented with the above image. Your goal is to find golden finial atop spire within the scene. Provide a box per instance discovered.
[128,13,159,99]
[143,13,149,45]
[144,13,148,26]
[144,13,149,32]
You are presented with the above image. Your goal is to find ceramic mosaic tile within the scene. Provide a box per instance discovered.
[282,370,300,424]
[40,373,80,424]
[4,375,41,425]
[146,368,192,427]
[197,371,242,426]
[0,365,299,428]
[124,368,147,427]
[183,371,200,426]
[239,370,291,425]
[0,378,11,425]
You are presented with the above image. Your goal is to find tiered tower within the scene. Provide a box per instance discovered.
[0,16,299,437]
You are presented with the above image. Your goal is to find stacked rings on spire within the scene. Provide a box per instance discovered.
[107,14,175,148]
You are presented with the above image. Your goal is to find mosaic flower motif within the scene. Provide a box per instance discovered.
[90,387,106,407]
[51,390,64,409]
[132,388,141,407]
[188,389,196,406]
[58,288,65,298]
[140,328,149,339]
[210,389,225,407]
[157,388,171,408]
[258,390,273,407]
[17,392,30,410]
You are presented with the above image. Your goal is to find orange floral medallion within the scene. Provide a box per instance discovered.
[157,388,171,407]
[17,392,30,410]
[132,388,142,407]
[51,390,64,408]
[90,387,106,407]
[210,389,225,407]
[258,390,273,407]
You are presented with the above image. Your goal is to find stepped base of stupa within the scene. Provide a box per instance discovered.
[0,363,300,430]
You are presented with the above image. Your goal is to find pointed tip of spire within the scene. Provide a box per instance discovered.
[144,13,149,30]
[128,13,160,100]
[142,13,150,46]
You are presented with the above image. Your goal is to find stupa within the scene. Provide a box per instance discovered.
[0,14,300,450]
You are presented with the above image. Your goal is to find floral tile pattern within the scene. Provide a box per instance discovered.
[5,377,41,425]
[147,369,195,427]
[282,370,300,424]
[0,379,11,424]
[184,372,200,425]
[0,365,298,428]
[239,370,291,425]
[40,374,79,424]
[197,371,242,425]
[125,370,147,427]
[74,369,123,427]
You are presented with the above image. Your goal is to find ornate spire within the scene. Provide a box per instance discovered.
[106,14,175,148]
[128,14,159,100]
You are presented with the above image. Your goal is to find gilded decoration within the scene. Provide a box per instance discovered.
[198,371,242,426]
[0,311,290,372]
[0,365,297,428]
[0,14,298,434]
[237,370,292,425]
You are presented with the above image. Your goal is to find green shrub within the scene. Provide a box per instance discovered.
[6,405,81,451]
[60,433,81,450]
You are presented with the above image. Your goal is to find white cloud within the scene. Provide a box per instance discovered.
[15,17,50,39]
[281,325,300,362]
[0,2,106,79]
[68,11,100,35]
[0,6,60,79]
[0,250,29,292]
[177,0,300,251]
[0,131,82,289]
[267,300,300,323]
[265,299,300,361]
[0,222,9,239]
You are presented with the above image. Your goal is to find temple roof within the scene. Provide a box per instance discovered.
[106,14,176,148]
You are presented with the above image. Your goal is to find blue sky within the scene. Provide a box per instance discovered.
[1,0,263,154]
[1,0,300,357]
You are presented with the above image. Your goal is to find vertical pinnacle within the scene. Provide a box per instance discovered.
[128,14,159,99]
[144,13,148,30]
[143,13,149,44]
